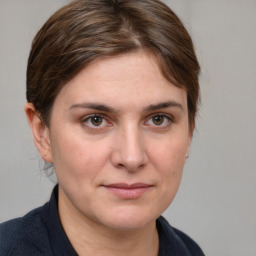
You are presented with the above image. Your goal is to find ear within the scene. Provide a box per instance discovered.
[24,103,52,163]
[185,127,194,162]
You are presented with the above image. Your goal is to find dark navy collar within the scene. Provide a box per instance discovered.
[41,185,78,256]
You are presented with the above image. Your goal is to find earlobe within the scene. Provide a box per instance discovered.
[24,103,52,163]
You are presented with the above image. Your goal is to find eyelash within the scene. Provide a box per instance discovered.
[81,113,174,130]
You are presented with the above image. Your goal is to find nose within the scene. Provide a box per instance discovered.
[111,125,148,172]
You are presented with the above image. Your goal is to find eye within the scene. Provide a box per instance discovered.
[82,114,108,128]
[152,115,165,125]
[146,114,172,127]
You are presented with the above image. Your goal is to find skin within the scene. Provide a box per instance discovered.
[25,51,192,256]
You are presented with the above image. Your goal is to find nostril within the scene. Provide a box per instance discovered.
[113,156,147,172]
[116,163,125,169]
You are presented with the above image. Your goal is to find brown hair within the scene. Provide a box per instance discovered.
[27,0,200,127]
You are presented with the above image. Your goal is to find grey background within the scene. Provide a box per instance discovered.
[0,0,255,255]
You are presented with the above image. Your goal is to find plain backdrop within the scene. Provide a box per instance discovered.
[0,1,255,255]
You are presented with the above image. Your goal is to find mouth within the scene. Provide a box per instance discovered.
[102,183,153,199]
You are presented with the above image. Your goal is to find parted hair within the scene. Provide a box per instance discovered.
[27,0,200,127]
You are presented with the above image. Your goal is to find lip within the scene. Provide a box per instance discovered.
[102,183,153,199]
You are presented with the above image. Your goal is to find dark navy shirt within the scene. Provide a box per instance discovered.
[0,186,205,255]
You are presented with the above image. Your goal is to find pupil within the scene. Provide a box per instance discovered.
[92,116,102,126]
[153,115,163,125]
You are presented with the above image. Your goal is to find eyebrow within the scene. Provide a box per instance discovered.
[69,100,183,113]
[69,103,118,113]
[144,100,183,112]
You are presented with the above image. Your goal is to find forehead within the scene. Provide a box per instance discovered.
[53,51,187,110]
[81,52,163,82]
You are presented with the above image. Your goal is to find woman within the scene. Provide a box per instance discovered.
[0,0,204,255]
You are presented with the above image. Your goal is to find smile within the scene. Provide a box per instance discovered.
[102,183,153,199]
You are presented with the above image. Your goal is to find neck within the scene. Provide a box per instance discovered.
[58,189,159,256]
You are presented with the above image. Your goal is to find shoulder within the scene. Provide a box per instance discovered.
[157,216,205,256]
[172,227,205,255]
[0,206,52,255]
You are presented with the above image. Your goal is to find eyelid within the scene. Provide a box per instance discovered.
[146,112,174,121]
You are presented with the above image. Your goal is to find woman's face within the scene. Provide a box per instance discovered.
[44,52,192,230]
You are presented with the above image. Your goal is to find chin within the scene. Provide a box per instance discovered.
[99,206,159,231]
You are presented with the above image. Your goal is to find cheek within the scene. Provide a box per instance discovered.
[150,135,188,169]
[50,130,110,180]
[149,135,188,194]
